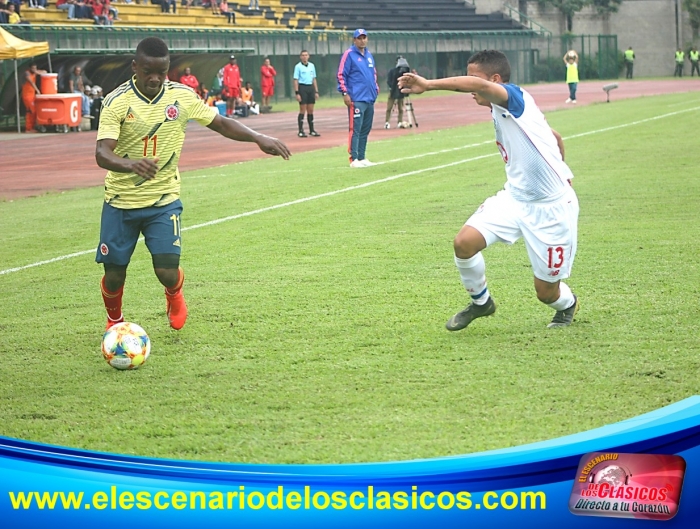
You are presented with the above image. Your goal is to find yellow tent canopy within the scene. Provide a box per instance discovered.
[0,26,49,60]
[0,27,50,133]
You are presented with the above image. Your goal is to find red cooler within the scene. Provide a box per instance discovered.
[39,73,58,95]
[35,94,83,129]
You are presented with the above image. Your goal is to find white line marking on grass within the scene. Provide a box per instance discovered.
[2,106,699,276]
[183,154,496,232]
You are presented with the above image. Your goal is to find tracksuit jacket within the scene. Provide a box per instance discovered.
[337,45,379,103]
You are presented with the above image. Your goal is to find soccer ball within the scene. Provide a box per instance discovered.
[101,322,151,370]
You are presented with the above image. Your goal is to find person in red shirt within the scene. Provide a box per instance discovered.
[222,55,241,117]
[90,0,111,25]
[179,67,200,96]
[259,57,276,110]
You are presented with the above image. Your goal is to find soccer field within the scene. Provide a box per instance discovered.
[0,93,699,465]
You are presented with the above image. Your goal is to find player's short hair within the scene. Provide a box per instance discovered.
[300,50,308,55]
[136,37,169,60]
[468,50,511,83]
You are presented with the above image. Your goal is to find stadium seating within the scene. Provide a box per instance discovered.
[280,0,524,31]
[20,1,333,30]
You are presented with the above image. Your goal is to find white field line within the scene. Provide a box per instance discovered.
[2,106,698,277]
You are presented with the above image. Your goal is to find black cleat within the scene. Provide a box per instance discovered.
[445,297,496,331]
[309,131,321,137]
[547,295,579,328]
[298,131,307,137]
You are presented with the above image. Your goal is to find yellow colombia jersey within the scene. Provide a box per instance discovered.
[97,77,218,209]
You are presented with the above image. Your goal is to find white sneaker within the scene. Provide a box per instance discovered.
[384,122,390,129]
[360,159,377,167]
[572,100,577,104]
[350,160,365,168]
[565,98,572,103]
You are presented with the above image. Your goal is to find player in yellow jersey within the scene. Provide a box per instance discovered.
[96,37,291,332]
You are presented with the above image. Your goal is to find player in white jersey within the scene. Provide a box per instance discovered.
[399,50,579,330]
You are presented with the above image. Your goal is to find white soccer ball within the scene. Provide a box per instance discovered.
[101,322,151,370]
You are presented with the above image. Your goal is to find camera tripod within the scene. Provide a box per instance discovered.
[391,95,419,128]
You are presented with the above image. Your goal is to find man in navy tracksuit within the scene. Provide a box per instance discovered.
[337,28,379,167]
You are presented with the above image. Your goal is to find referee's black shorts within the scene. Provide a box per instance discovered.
[298,84,316,105]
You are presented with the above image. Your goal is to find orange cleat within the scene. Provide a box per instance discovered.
[165,289,188,330]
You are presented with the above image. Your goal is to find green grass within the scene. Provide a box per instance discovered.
[1,93,699,464]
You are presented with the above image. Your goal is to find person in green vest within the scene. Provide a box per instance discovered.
[563,50,579,104]
[690,46,700,77]
[674,48,685,77]
[624,46,635,79]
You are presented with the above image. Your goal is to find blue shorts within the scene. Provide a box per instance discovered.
[96,200,183,266]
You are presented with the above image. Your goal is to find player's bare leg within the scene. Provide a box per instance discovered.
[446,225,496,331]
[535,278,579,328]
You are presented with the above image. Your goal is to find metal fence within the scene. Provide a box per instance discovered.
[0,25,618,129]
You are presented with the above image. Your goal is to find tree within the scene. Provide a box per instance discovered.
[591,0,624,15]
[684,0,700,34]
[538,0,623,31]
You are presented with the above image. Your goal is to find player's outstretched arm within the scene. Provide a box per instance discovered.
[96,139,159,179]
[398,73,508,107]
[207,115,291,160]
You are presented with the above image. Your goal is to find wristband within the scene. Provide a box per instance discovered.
[295,91,300,95]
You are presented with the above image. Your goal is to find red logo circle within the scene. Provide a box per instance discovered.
[100,243,109,255]
[165,105,179,121]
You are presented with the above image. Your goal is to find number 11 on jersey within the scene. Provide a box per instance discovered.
[142,135,158,157]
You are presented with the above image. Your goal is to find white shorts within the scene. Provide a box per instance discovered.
[466,187,579,282]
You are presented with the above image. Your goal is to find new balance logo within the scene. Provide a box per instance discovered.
[173,239,181,247]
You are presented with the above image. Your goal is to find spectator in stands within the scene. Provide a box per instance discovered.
[69,66,93,117]
[260,57,276,110]
[563,50,578,104]
[385,56,409,129]
[180,67,200,95]
[294,50,320,137]
[7,0,20,16]
[21,62,46,133]
[161,0,176,14]
[674,48,685,77]
[55,0,77,19]
[690,46,700,77]
[1,2,21,22]
[624,46,635,79]
[248,0,258,9]
[338,28,378,167]
[28,0,48,9]
[223,55,242,118]
[180,0,193,11]
[219,1,234,23]
[105,0,118,21]
[91,0,112,25]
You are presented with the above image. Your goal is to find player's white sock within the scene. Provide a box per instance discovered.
[454,253,490,305]
[547,281,575,311]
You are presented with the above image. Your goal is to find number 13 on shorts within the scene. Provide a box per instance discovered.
[548,246,565,269]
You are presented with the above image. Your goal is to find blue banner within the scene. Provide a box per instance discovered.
[3,396,700,527]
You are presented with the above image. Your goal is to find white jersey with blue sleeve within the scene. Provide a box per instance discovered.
[491,84,574,202]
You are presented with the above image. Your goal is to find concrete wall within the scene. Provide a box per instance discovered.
[472,0,697,77]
